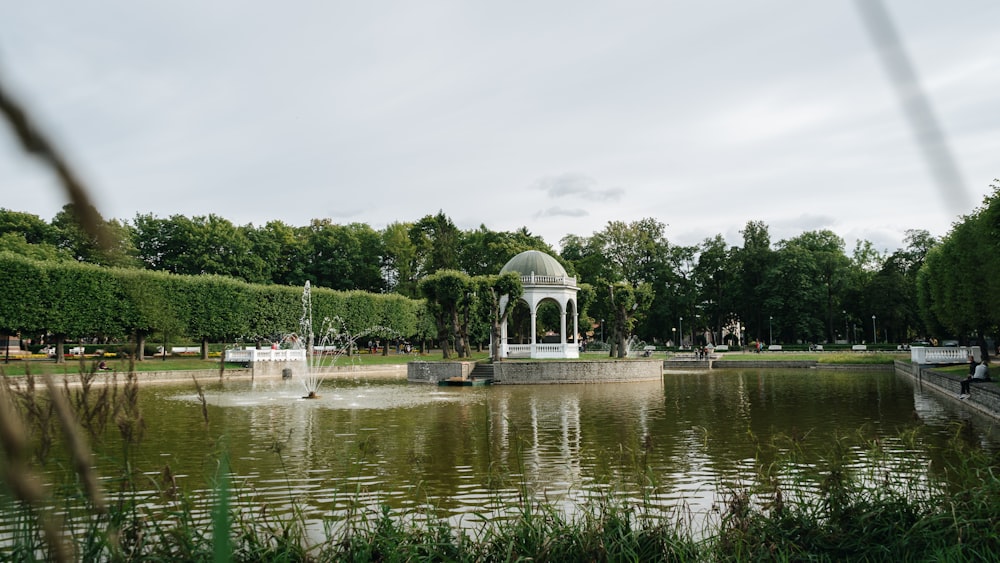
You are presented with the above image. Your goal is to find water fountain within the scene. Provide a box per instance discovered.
[624,336,645,358]
[291,281,405,399]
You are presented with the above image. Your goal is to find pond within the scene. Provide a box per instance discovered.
[22,367,1000,538]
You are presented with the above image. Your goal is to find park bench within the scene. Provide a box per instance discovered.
[852,344,867,351]
[714,345,729,352]
[171,346,201,355]
[768,344,783,351]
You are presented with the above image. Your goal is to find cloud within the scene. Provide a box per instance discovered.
[535,207,589,218]
[532,173,625,201]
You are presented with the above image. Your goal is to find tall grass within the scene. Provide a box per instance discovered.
[2,367,999,561]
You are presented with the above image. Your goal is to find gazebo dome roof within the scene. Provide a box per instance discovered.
[500,250,568,278]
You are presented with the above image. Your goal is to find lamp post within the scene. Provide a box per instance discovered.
[769,316,773,345]
[843,310,848,344]
[679,316,684,349]
[871,315,876,344]
[600,319,604,344]
[672,327,676,348]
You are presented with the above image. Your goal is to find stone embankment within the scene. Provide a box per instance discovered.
[894,360,1000,420]
[663,358,893,370]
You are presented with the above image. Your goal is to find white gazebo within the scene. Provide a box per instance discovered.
[498,250,580,359]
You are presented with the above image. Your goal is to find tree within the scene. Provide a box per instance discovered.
[0,208,59,245]
[246,220,308,286]
[409,212,461,277]
[381,221,419,297]
[460,225,553,277]
[777,230,849,343]
[559,233,609,284]
[303,220,385,292]
[692,235,735,346]
[592,218,668,286]
[117,269,185,360]
[732,221,774,343]
[605,281,654,358]
[475,272,523,362]
[183,275,252,359]
[418,270,472,359]
[0,253,48,362]
[52,203,137,267]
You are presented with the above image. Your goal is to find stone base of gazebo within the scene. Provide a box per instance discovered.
[407,359,662,385]
[492,360,661,384]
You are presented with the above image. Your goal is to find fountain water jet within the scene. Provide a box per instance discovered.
[291,281,406,399]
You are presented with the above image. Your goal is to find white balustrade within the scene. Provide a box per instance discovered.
[503,343,580,359]
[521,274,577,286]
[910,346,979,364]
[224,348,307,362]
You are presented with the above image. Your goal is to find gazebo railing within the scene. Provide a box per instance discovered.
[504,343,579,359]
[519,274,577,286]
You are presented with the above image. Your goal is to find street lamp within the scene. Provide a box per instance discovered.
[679,316,684,349]
[769,316,773,345]
[872,315,876,344]
[671,327,676,348]
[600,319,604,344]
[843,310,848,344]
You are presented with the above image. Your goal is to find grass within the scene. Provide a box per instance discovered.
[0,350,495,377]
[710,351,904,364]
[1,349,911,377]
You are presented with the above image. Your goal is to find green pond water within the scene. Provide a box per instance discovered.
[22,368,1000,537]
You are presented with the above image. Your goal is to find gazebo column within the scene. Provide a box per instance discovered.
[530,308,537,357]
[500,320,508,358]
[560,310,567,347]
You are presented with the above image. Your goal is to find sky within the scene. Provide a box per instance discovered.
[1,1,998,255]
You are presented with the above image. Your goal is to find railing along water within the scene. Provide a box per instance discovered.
[224,348,308,363]
[910,346,980,364]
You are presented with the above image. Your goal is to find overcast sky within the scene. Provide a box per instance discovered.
[1,1,998,254]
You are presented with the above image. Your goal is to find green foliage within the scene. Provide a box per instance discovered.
[42,259,126,340]
[183,275,252,348]
[418,270,473,358]
[917,182,1000,345]
[0,252,48,334]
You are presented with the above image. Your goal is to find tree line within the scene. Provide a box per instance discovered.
[3,181,998,355]
[0,253,424,362]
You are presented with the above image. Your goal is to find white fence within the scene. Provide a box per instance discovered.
[910,346,980,364]
[519,274,577,286]
[224,348,307,363]
[504,343,580,359]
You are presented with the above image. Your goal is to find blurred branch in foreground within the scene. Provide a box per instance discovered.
[0,71,112,251]
[854,0,973,217]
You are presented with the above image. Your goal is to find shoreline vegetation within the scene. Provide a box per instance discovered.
[1,366,998,561]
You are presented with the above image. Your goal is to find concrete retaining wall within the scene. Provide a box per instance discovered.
[894,360,1000,420]
[407,361,474,383]
[710,360,818,369]
[53,368,253,387]
[493,360,662,384]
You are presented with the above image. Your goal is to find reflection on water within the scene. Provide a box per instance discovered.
[41,369,1000,533]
